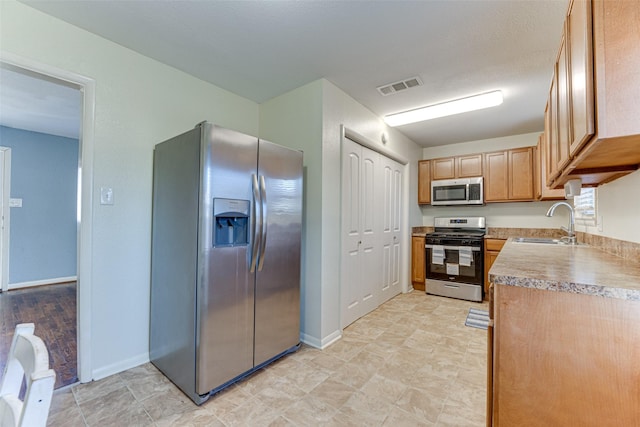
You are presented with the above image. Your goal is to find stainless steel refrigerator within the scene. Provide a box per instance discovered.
[149,122,303,404]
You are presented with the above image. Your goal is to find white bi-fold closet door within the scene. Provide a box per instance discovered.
[341,136,403,328]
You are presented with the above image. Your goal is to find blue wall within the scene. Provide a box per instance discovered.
[0,126,78,284]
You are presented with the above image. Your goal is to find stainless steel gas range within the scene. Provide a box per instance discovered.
[425,216,485,302]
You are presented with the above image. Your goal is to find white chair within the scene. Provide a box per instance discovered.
[0,323,56,427]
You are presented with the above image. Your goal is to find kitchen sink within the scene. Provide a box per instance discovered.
[513,237,569,245]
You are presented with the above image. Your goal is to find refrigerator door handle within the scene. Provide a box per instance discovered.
[250,174,261,272]
[257,175,268,271]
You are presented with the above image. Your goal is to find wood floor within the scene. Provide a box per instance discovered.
[0,282,77,389]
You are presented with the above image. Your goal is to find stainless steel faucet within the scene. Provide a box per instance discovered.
[546,201,577,244]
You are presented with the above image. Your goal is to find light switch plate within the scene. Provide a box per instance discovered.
[9,198,22,208]
[100,187,114,205]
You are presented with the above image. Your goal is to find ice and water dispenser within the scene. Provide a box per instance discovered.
[213,198,249,247]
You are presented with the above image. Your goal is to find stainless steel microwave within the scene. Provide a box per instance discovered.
[431,177,483,205]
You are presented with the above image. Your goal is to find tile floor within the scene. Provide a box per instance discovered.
[47,291,488,426]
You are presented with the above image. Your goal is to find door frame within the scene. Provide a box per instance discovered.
[0,52,96,383]
[0,147,10,293]
[339,126,409,328]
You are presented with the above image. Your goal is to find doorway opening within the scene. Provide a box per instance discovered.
[339,126,408,329]
[0,53,95,384]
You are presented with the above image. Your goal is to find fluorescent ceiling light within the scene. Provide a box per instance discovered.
[384,90,503,127]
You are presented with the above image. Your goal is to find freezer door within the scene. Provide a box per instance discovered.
[196,124,257,394]
[254,140,303,365]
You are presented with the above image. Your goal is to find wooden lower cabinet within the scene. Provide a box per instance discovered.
[411,235,426,291]
[490,284,640,426]
[487,284,495,427]
[484,239,505,299]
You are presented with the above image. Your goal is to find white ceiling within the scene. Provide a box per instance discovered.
[0,65,82,139]
[4,0,569,147]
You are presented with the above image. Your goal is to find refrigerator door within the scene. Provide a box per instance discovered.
[196,124,257,394]
[254,140,303,365]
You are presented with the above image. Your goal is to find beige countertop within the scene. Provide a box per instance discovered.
[489,238,640,301]
[411,226,433,237]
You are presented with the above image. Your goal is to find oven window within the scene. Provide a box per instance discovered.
[426,246,483,286]
[433,185,466,202]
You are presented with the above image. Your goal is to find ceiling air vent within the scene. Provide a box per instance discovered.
[377,76,423,96]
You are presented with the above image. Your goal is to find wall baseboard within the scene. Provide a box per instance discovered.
[92,353,150,382]
[8,276,77,290]
[301,329,342,350]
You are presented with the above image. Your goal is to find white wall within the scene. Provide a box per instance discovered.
[421,201,567,229]
[321,80,422,346]
[260,78,423,348]
[423,132,541,159]
[421,132,569,230]
[1,1,260,379]
[0,127,78,285]
[577,169,640,243]
[2,1,424,374]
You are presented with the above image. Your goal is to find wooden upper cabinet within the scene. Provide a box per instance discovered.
[484,151,509,202]
[423,147,538,204]
[547,73,560,184]
[457,154,483,177]
[590,0,640,141]
[534,142,541,200]
[431,154,483,180]
[485,148,535,203]
[545,0,640,187]
[509,147,534,200]
[567,0,595,157]
[536,133,565,200]
[418,160,431,205]
[431,157,456,180]
[556,27,572,172]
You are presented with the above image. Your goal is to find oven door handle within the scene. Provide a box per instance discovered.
[424,244,481,251]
